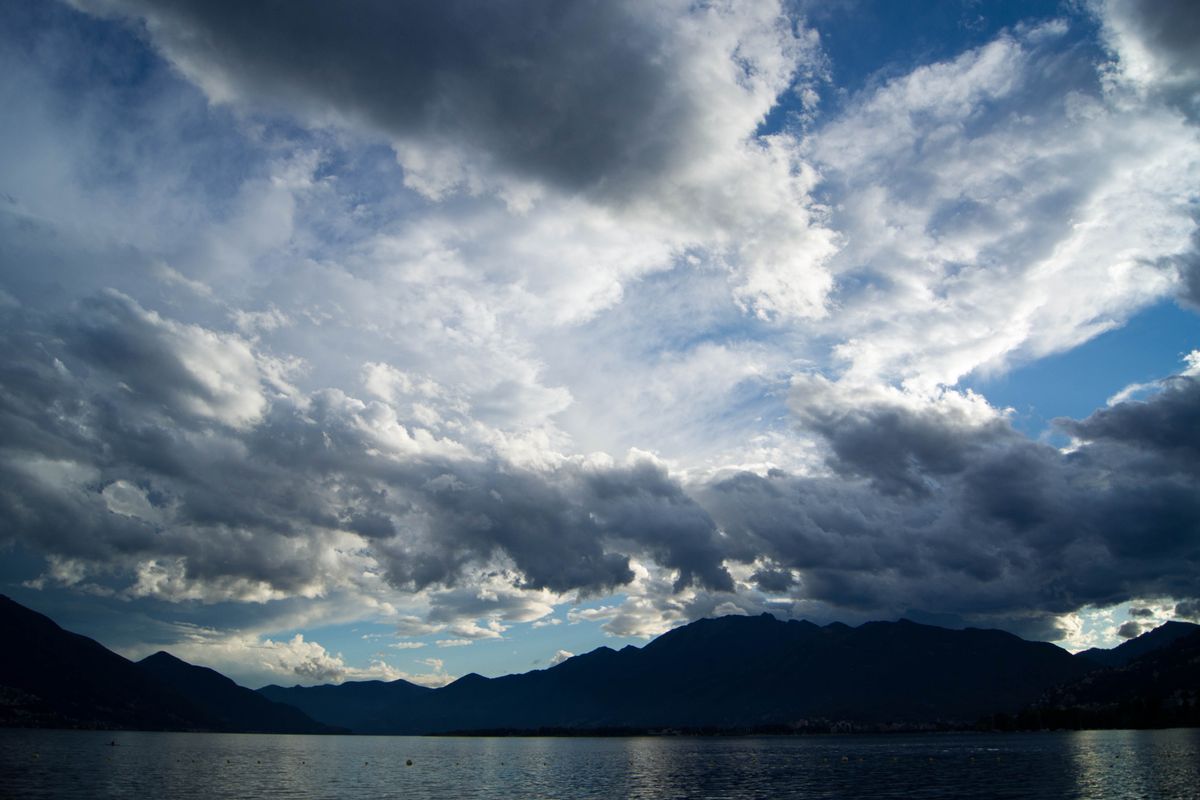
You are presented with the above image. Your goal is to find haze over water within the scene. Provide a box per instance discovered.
[2,728,1197,799]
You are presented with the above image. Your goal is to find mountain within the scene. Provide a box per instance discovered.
[276,614,1096,734]
[1010,628,1200,730]
[0,594,216,730]
[9,594,1162,736]
[258,678,432,732]
[138,651,339,734]
[1075,620,1200,667]
[0,594,334,733]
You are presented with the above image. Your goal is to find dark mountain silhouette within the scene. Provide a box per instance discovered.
[1075,620,1200,667]
[0,594,215,730]
[258,678,432,732]
[138,651,339,734]
[13,594,1188,736]
[0,594,333,733]
[995,628,1200,730]
[271,614,1096,734]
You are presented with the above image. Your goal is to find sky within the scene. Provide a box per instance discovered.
[0,0,1198,689]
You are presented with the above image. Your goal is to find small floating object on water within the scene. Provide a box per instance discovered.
[32,753,39,759]
[108,740,118,747]
[840,756,849,763]
[406,759,413,766]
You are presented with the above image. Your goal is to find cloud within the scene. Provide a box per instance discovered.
[68,0,839,324]
[64,289,268,429]
[142,626,446,688]
[548,649,573,666]
[698,362,1200,636]
[0,293,742,616]
[69,0,803,201]
[1176,598,1200,621]
[1095,0,1200,120]
[804,20,1198,390]
[1117,620,1147,639]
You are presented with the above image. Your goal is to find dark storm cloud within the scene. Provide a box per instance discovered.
[0,292,736,600]
[1059,373,1200,465]
[583,461,733,591]
[789,388,1012,496]
[1105,0,1200,120]
[750,567,795,593]
[1175,598,1200,620]
[1172,214,1200,310]
[701,373,1200,633]
[374,461,636,595]
[71,0,761,198]
[1117,620,1147,639]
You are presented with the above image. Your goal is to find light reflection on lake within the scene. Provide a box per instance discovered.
[1,728,1197,799]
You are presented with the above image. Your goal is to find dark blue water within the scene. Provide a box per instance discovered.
[1,728,1197,799]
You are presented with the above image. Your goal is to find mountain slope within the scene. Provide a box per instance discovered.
[138,651,338,734]
[258,678,432,731]
[350,614,1095,733]
[0,595,215,730]
[1019,629,1200,729]
[1076,621,1200,667]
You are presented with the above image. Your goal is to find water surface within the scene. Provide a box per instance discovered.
[1,728,1197,799]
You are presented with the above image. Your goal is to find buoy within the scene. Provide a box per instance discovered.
[406,759,413,766]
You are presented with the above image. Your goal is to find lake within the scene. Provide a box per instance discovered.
[1,728,1197,799]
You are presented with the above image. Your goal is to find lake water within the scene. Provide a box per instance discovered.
[1,728,1197,799]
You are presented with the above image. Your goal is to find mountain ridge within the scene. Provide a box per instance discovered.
[0,594,332,733]
[138,650,339,734]
[289,612,1097,734]
[1076,620,1200,667]
[4,594,1196,735]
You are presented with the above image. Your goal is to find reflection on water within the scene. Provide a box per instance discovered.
[1069,729,1200,800]
[1,728,1197,799]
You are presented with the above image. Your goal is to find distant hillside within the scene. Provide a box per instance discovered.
[259,679,432,731]
[10,593,1192,736]
[1000,628,1200,730]
[1076,621,1200,667]
[281,614,1096,734]
[0,594,215,731]
[138,651,338,734]
[0,594,333,733]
